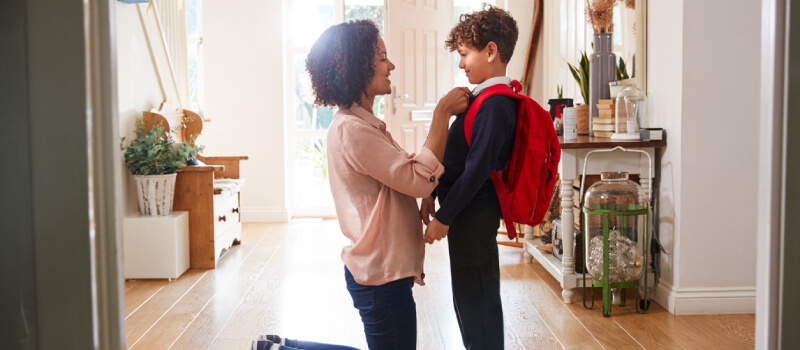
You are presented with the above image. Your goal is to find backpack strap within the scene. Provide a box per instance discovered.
[463,81,523,239]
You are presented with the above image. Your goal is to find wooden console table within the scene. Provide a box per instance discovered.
[523,135,666,303]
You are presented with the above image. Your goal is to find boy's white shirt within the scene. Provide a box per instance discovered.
[471,76,512,97]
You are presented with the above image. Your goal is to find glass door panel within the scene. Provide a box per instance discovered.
[287,0,336,217]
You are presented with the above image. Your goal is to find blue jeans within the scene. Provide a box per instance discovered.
[345,266,416,350]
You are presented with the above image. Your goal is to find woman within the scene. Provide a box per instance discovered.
[255,20,469,350]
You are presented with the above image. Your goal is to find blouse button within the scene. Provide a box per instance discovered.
[429,176,436,183]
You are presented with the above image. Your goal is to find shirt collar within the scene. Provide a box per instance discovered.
[346,102,387,132]
[472,76,512,97]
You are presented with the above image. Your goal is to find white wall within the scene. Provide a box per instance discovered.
[649,0,759,315]
[678,0,759,312]
[116,3,169,216]
[202,0,288,222]
[646,0,683,308]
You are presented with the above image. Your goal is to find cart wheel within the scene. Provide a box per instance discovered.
[639,299,651,310]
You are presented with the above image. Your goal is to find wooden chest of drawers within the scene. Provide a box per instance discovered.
[173,156,247,269]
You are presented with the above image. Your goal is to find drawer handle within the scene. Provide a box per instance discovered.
[232,207,239,213]
[218,215,227,222]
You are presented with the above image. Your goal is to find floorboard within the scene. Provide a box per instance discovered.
[124,222,755,349]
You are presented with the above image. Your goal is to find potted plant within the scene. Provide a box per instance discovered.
[120,117,203,216]
[567,51,591,134]
[610,57,632,99]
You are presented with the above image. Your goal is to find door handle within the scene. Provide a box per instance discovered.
[391,86,409,114]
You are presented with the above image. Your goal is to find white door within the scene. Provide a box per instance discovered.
[385,0,454,153]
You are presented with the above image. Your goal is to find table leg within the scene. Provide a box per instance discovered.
[561,178,575,303]
[523,225,534,263]
[640,176,655,300]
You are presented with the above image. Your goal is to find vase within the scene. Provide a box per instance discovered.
[589,33,617,137]
[576,104,590,135]
[134,173,177,216]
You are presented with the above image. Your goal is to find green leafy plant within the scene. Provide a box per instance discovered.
[556,84,564,99]
[120,118,204,175]
[567,51,590,104]
[616,57,630,80]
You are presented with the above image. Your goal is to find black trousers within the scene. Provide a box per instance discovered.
[447,197,504,350]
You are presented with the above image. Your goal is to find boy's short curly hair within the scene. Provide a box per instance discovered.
[306,20,380,108]
[445,4,519,63]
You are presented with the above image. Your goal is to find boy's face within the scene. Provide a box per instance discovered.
[457,42,492,85]
[366,35,396,98]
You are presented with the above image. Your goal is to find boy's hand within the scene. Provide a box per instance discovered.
[420,196,435,225]
[424,218,450,244]
[435,87,471,117]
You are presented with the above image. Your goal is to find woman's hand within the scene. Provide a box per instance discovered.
[434,87,471,118]
[427,86,470,161]
[420,196,435,225]
[423,218,450,244]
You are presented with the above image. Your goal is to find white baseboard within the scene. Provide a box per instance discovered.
[241,206,289,223]
[654,282,756,315]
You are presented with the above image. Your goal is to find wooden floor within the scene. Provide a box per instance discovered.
[124,221,755,349]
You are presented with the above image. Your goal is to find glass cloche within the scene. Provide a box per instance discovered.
[611,86,646,140]
[583,172,648,283]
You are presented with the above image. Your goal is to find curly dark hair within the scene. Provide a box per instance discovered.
[445,4,519,63]
[306,20,380,108]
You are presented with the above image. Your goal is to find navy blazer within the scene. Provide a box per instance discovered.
[434,93,517,225]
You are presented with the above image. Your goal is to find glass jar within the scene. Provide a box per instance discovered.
[612,86,646,140]
[583,172,648,283]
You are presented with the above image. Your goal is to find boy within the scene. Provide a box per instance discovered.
[421,4,519,350]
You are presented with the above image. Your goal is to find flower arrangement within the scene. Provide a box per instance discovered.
[622,0,635,10]
[585,0,615,34]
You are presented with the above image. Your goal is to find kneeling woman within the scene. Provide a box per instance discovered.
[274,19,467,350]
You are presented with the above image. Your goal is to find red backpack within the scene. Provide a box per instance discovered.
[464,80,561,239]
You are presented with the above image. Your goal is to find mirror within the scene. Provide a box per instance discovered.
[612,0,647,92]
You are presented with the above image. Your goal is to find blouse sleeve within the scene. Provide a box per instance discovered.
[340,119,445,199]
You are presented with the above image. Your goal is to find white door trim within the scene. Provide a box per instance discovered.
[87,0,126,348]
[756,0,787,348]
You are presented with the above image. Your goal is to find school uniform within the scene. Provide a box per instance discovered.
[434,76,517,350]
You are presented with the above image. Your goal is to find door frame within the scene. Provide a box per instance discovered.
[88,0,127,347]
[756,0,791,347]
[1,0,125,348]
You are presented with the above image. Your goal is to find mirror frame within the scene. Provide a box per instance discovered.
[620,0,647,93]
